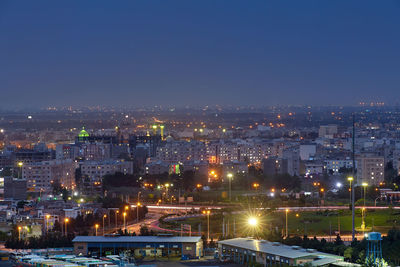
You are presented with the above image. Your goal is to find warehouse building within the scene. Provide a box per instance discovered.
[218,238,344,266]
[73,235,203,259]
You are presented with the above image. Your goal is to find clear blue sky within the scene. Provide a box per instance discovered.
[1,1,400,108]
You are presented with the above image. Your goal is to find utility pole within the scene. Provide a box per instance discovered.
[352,113,356,241]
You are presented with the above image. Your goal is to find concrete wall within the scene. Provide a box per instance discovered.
[74,242,88,255]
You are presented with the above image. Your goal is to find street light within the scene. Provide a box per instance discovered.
[137,191,142,223]
[136,202,141,223]
[17,161,23,178]
[347,177,353,205]
[285,208,289,238]
[227,173,233,202]
[18,226,22,240]
[123,212,127,232]
[202,210,211,241]
[95,224,99,236]
[64,218,69,236]
[45,214,50,233]
[248,217,258,227]
[115,210,119,228]
[362,182,368,207]
[103,215,107,236]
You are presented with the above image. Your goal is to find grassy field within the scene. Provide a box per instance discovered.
[160,208,400,238]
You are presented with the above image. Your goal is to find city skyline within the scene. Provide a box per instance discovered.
[1,1,400,108]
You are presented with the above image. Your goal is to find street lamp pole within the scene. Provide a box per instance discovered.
[123,212,127,232]
[95,224,99,236]
[203,210,211,241]
[115,210,119,228]
[17,162,23,178]
[18,226,22,240]
[227,173,233,202]
[136,202,141,223]
[64,218,69,236]
[103,215,107,236]
[351,113,356,241]
[137,191,141,223]
[348,177,353,206]
[45,214,50,233]
[285,209,289,238]
[362,182,368,207]
[207,211,210,241]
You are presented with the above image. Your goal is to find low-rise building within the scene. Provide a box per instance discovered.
[218,238,344,266]
[72,235,203,258]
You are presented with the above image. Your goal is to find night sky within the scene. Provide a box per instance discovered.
[1,1,400,108]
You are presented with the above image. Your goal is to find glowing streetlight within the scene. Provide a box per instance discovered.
[95,224,99,236]
[45,214,50,232]
[64,218,69,236]
[18,226,22,240]
[285,208,289,238]
[248,217,258,227]
[17,161,23,178]
[227,173,233,201]
[348,176,353,205]
[202,210,211,241]
[115,210,119,228]
[362,182,368,207]
[123,212,127,232]
[136,202,141,223]
[136,191,142,223]
[103,214,107,236]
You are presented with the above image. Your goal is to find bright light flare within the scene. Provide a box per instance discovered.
[248,217,258,227]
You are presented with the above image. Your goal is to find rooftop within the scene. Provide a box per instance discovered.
[73,235,202,243]
[218,238,343,260]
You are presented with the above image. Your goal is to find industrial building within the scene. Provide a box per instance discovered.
[72,235,203,259]
[218,238,344,266]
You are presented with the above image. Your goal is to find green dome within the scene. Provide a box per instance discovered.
[79,128,89,138]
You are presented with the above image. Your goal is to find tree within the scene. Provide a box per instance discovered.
[102,172,139,190]
[344,247,353,260]
[334,234,343,246]
[139,225,150,236]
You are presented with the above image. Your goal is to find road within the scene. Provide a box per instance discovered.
[125,212,163,234]
[146,204,399,212]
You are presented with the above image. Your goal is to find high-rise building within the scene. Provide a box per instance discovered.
[318,125,338,139]
[22,159,76,192]
[4,177,27,200]
[357,155,384,185]
[80,160,133,183]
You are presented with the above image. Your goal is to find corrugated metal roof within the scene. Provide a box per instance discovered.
[218,238,337,259]
[73,236,202,243]
[311,257,341,266]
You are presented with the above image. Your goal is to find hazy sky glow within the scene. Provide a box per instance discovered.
[1,1,400,108]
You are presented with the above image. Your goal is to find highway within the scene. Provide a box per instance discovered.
[145,203,399,212]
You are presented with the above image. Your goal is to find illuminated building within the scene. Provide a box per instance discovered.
[80,160,133,183]
[22,159,76,193]
[318,125,338,139]
[156,140,207,163]
[357,154,384,185]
